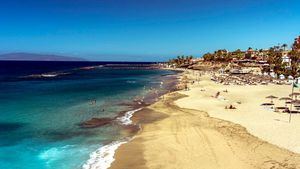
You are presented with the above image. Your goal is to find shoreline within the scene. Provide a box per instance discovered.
[81,70,181,169]
[109,69,300,169]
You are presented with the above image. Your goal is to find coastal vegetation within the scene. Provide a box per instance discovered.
[168,55,194,67]
[167,36,300,78]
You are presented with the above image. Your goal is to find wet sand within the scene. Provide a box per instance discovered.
[110,92,300,169]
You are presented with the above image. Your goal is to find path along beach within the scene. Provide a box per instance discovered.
[110,70,300,169]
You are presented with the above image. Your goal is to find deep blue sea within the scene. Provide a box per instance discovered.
[0,61,177,169]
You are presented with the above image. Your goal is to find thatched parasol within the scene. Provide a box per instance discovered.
[291,100,300,104]
[261,103,274,106]
[266,95,278,103]
[279,97,292,101]
[289,92,300,100]
[280,97,292,107]
[286,101,292,105]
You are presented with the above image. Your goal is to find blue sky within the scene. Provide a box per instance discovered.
[0,0,300,61]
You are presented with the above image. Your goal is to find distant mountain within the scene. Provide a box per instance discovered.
[0,53,86,61]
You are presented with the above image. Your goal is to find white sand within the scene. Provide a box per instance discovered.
[176,72,300,154]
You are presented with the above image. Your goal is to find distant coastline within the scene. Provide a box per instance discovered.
[0,52,86,61]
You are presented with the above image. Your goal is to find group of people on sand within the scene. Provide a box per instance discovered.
[225,105,236,109]
[183,70,237,110]
[213,91,237,110]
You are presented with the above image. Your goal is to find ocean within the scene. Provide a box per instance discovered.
[0,61,178,169]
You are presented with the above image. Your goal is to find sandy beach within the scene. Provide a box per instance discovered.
[176,70,300,154]
[110,70,300,169]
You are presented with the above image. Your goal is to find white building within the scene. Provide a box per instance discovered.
[288,75,294,80]
[279,74,285,80]
[281,52,291,67]
[270,72,276,78]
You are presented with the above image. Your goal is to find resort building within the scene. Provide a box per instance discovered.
[277,50,291,67]
[282,55,291,66]
[191,58,204,63]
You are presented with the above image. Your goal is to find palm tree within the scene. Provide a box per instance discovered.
[282,44,288,51]
[188,55,193,64]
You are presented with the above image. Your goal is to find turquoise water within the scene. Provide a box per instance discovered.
[0,63,177,169]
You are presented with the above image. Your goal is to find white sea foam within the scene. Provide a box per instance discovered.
[117,108,142,125]
[82,140,127,169]
[39,145,75,166]
[82,108,142,169]
[22,72,70,79]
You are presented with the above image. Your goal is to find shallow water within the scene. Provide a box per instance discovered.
[0,61,177,169]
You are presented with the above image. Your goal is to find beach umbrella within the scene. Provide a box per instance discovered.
[266,95,278,103]
[289,92,300,96]
[261,103,274,106]
[279,97,292,101]
[289,92,300,100]
[291,100,300,104]
[280,97,292,107]
[293,101,300,106]
[290,100,300,113]
[285,101,292,105]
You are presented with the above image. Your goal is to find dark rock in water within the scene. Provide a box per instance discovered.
[0,122,25,133]
[80,118,114,128]
[117,102,135,107]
